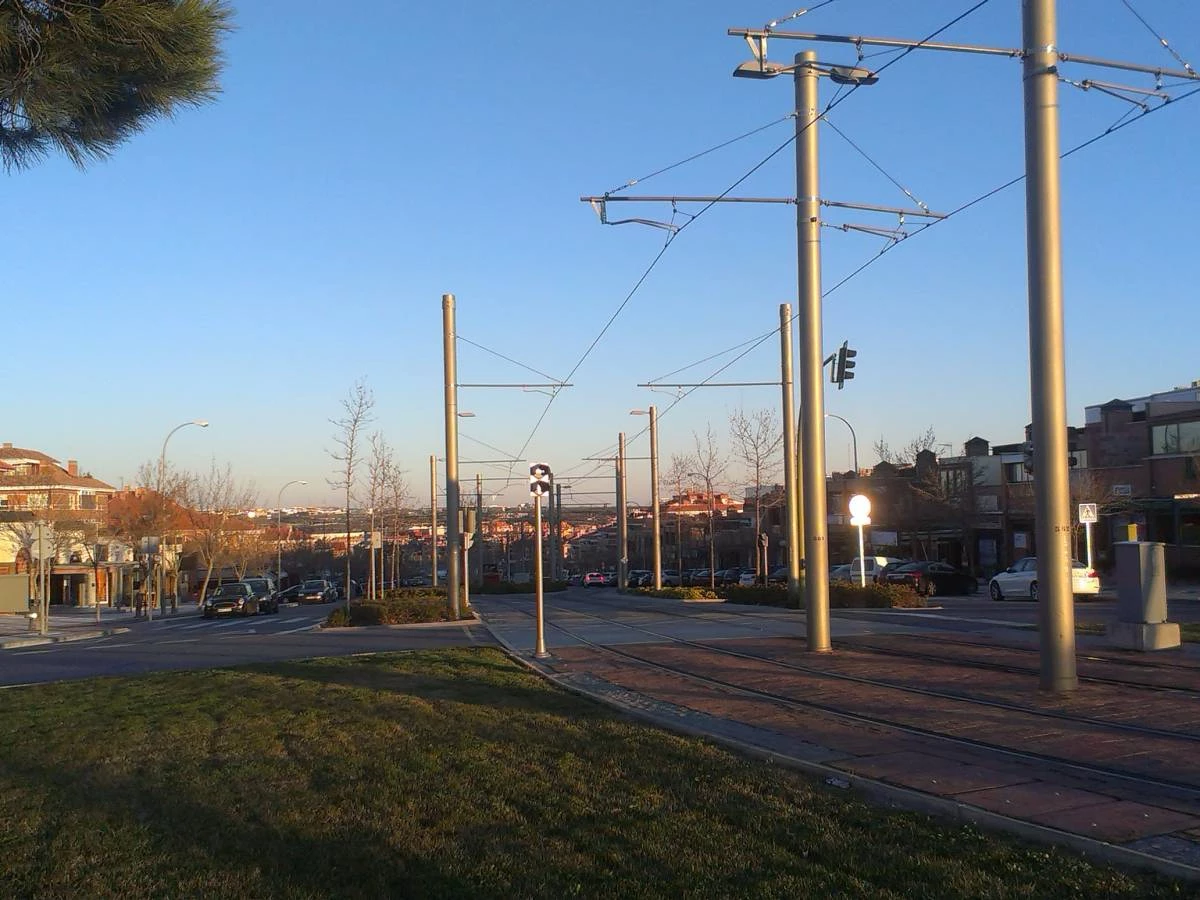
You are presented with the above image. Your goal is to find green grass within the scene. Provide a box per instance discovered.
[0,649,1189,899]
[1182,623,1199,643]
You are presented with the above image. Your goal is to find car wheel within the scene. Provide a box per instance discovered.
[989,581,1004,601]
[1030,581,1039,602]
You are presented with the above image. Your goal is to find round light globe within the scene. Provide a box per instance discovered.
[848,494,871,518]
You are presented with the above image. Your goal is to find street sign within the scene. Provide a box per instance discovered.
[529,463,553,497]
[1078,503,1098,525]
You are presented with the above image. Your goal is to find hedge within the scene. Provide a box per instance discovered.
[325,595,472,627]
[721,581,924,610]
[630,587,721,601]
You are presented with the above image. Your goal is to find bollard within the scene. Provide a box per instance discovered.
[1108,541,1180,651]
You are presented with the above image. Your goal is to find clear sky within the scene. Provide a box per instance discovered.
[8,1,1199,508]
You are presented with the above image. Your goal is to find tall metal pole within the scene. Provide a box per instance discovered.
[476,473,485,587]
[825,413,859,474]
[553,482,563,581]
[429,454,438,587]
[796,51,831,651]
[780,303,802,609]
[617,432,628,590]
[533,492,548,658]
[442,293,461,618]
[649,406,662,590]
[1023,0,1077,692]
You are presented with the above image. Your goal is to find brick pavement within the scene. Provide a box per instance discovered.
[524,632,1200,879]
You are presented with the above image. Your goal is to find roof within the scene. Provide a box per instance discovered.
[0,445,60,466]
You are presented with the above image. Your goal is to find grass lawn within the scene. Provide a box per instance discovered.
[0,649,1189,899]
[1182,622,1199,642]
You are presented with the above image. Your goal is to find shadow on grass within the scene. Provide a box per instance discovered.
[1,753,480,899]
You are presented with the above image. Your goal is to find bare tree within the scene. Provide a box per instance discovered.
[366,431,393,599]
[729,407,783,580]
[874,425,938,466]
[328,379,376,608]
[691,425,727,589]
[663,452,695,580]
[386,460,411,589]
[184,461,257,604]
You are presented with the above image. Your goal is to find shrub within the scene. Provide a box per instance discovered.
[631,587,721,601]
[828,581,924,609]
[381,587,446,602]
[722,585,794,608]
[325,595,474,627]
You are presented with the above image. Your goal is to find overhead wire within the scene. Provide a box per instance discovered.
[456,335,564,384]
[1120,0,1195,76]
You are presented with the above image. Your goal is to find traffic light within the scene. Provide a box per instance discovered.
[833,341,857,390]
[1022,440,1035,474]
[529,463,553,497]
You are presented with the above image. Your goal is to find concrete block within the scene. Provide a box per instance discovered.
[1107,621,1181,652]
[1114,541,1167,623]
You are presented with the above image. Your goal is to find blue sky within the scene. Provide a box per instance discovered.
[8,1,1199,507]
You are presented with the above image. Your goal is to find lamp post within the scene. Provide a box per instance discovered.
[825,412,858,474]
[157,419,208,618]
[630,407,661,590]
[277,479,307,595]
[848,494,872,587]
[688,471,717,589]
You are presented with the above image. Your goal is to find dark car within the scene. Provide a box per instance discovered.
[767,566,789,584]
[201,582,259,618]
[885,561,978,597]
[275,584,301,603]
[297,579,336,604]
[241,577,279,614]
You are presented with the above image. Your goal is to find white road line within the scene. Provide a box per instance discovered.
[160,638,200,645]
[275,623,319,635]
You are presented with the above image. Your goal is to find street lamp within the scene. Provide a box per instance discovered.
[848,494,872,587]
[825,412,859,474]
[630,407,661,590]
[688,471,717,589]
[157,419,208,618]
[277,480,308,593]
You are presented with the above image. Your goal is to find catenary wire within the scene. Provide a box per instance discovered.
[456,335,564,384]
[1120,0,1195,75]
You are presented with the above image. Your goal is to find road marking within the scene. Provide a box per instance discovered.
[275,623,319,635]
[160,638,200,645]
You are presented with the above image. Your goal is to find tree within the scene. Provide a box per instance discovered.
[366,431,393,599]
[182,460,256,604]
[1,0,232,171]
[328,379,375,608]
[691,425,727,589]
[729,407,782,580]
[662,452,694,579]
[385,457,410,589]
[874,425,938,466]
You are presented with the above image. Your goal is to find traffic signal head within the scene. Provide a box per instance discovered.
[834,341,857,390]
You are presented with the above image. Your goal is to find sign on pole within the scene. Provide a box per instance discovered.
[1078,503,1098,524]
[529,463,553,497]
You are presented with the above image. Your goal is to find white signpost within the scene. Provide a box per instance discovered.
[1079,503,1098,571]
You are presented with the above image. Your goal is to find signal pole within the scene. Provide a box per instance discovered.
[442,294,460,618]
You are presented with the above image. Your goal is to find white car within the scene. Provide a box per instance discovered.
[737,570,758,586]
[988,557,1100,602]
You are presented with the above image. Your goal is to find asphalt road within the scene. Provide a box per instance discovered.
[0,604,495,687]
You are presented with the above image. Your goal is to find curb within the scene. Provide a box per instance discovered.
[0,626,131,651]
[483,626,1200,884]
[318,613,483,632]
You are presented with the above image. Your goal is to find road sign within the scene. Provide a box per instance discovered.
[529,463,553,497]
[1078,502,1098,525]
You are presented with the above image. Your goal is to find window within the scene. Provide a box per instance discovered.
[79,491,96,510]
[1152,420,1200,456]
[1006,463,1033,484]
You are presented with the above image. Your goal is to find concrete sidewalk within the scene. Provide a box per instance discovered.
[493,622,1200,882]
[0,604,194,649]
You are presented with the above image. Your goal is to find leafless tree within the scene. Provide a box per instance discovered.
[729,407,782,579]
[386,459,411,588]
[366,431,393,599]
[691,425,727,589]
[874,425,938,466]
[328,379,375,607]
[184,460,258,603]
[663,451,695,579]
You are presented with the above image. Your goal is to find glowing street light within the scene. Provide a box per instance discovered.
[848,494,872,587]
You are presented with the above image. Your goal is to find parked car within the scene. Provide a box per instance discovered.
[884,561,978,597]
[275,584,301,603]
[241,577,280,614]
[627,570,652,587]
[688,569,713,586]
[601,572,617,586]
[296,579,336,604]
[737,570,758,586]
[660,570,682,587]
[567,573,583,586]
[849,556,905,583]
[583,572,607,588]
[988,557,1100,601]
[201,582,259,618]
[767,566,789,584]
[830,564,855,583]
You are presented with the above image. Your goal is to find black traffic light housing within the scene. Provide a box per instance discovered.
[833,341,857,390]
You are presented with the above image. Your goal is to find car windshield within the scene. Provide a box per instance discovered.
[301,581,325,590]
[214,585,245,597]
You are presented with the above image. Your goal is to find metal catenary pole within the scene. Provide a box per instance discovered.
[533,489,548,658]
[442,293,461,618]
[476,474,485,587]
[1023,0,1077,693]
[554,481,563,581]
[649,405,662,590]
[795,51,831,651]
[429,454,438,587]
[779,302,803,609]
[616,432,628,590]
